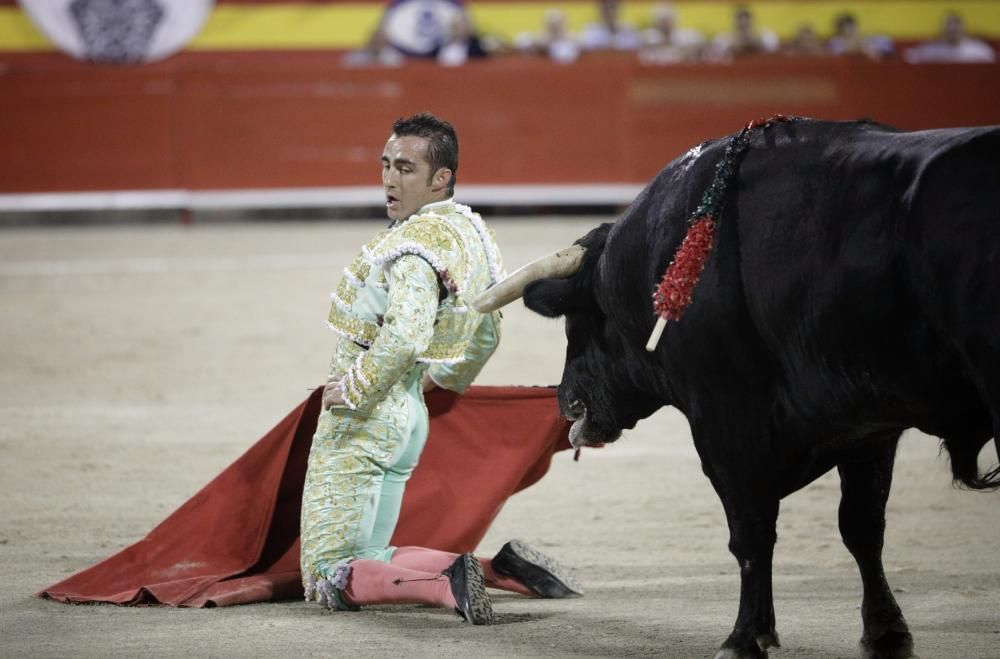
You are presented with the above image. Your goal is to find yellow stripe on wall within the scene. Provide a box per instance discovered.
[1,2,998,53]
[0,8,53,51]
[666,2,1000,40]
[191,5,383,49]
[473,1,1000,41]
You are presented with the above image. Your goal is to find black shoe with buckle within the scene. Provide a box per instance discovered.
[443,553,494,625]
[492,539,584,599]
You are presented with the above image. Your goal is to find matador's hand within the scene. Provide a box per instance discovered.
[323,374,346,409]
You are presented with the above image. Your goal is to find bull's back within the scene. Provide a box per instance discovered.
[731,121,1000,432]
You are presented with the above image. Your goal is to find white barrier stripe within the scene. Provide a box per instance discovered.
[0,252,333,277]
[0,184,645,212]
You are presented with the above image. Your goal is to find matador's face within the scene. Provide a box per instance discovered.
[381,134,451,223]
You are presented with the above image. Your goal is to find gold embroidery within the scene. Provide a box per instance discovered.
[326,205,503,376]
[367,215,468,294]
[327,235,391,345]
[327,306,378,346]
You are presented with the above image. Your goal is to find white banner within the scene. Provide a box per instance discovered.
[19,0,214,63]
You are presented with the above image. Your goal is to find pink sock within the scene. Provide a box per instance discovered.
[341,558,456,608]
[390,546,456,573]
[480,559,535,597]
[391,547,535,597]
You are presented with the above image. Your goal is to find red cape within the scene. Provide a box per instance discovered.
[37,386,571,607]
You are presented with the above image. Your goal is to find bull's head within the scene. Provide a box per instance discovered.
[473,223,663,448]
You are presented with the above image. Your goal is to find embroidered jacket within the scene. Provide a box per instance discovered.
[326,199,503,412]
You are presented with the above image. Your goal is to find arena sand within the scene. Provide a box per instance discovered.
[1,218,997,658]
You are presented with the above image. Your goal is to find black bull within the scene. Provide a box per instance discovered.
[521,120,1000,658]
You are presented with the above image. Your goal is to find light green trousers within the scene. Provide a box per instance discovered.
[300,365,428,583]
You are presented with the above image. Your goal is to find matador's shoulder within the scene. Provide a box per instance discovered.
[363,211,469,295]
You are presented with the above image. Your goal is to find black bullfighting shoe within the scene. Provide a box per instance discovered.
[491,539,584,599]
[444,553,495,625]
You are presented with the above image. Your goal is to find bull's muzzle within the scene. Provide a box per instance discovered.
[567,409,618,448]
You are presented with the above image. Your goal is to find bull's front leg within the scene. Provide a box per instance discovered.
[714,492,781,659]
[838,435,913,659]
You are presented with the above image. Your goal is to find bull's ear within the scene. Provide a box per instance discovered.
[523,278,580,318]
[523,222,609,318]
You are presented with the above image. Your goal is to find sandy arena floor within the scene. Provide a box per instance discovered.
[1,217,997,658]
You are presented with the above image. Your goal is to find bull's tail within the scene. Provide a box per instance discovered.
[942,433,1000,491]
[994,437,1000,489]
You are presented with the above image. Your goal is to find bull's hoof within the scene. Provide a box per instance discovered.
[715,631,780,659]
[859,630,914,659]
[714,648,767,659]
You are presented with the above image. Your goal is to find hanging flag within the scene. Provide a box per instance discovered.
[381,0,464,57]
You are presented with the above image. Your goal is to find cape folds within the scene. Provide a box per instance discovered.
[36,386,571,607]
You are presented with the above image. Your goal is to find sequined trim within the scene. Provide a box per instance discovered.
[351,353,380,393]
[328,307,470,362]
[342,266,365,289]
[456,203,504,285]
[366,241,459,295]
[342,372,361,410]
[437,215,478,297]
[344,254,373,290]
[365,215,466,295]
[329,290,353,314]
[326,318,376,348]
[416,355,464,365]
[304,562,358,611]
[351,351,371,388]
[329,561,353,590]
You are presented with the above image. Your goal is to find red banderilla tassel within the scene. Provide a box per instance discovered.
[646,215,717,351]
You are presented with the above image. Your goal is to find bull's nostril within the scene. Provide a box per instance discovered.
[565,400,586,420]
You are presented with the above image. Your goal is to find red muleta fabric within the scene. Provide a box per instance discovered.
[36,385,571,607]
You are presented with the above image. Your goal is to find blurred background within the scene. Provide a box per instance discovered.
[0,0,998,221]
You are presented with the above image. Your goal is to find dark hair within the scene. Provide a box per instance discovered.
[392,113,459,196]
[834,12,857,31]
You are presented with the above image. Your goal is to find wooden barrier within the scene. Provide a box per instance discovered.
[1,52,998,193]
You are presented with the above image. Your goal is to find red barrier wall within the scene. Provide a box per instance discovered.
[1,52,998,193]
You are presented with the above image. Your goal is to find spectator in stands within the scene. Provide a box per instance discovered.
[638,2,705,64]
[707,5,779,61]
[827,12,893,60]
[579,0,641,52]
[514,9,580,64]
[341,21,404,68]
[782,23,825,56]
[904,12,996,63]
[435,11,489,66]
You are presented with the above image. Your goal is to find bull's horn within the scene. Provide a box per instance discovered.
[472,244,586,313]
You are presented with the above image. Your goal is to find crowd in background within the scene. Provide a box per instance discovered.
[343,0,997,68]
